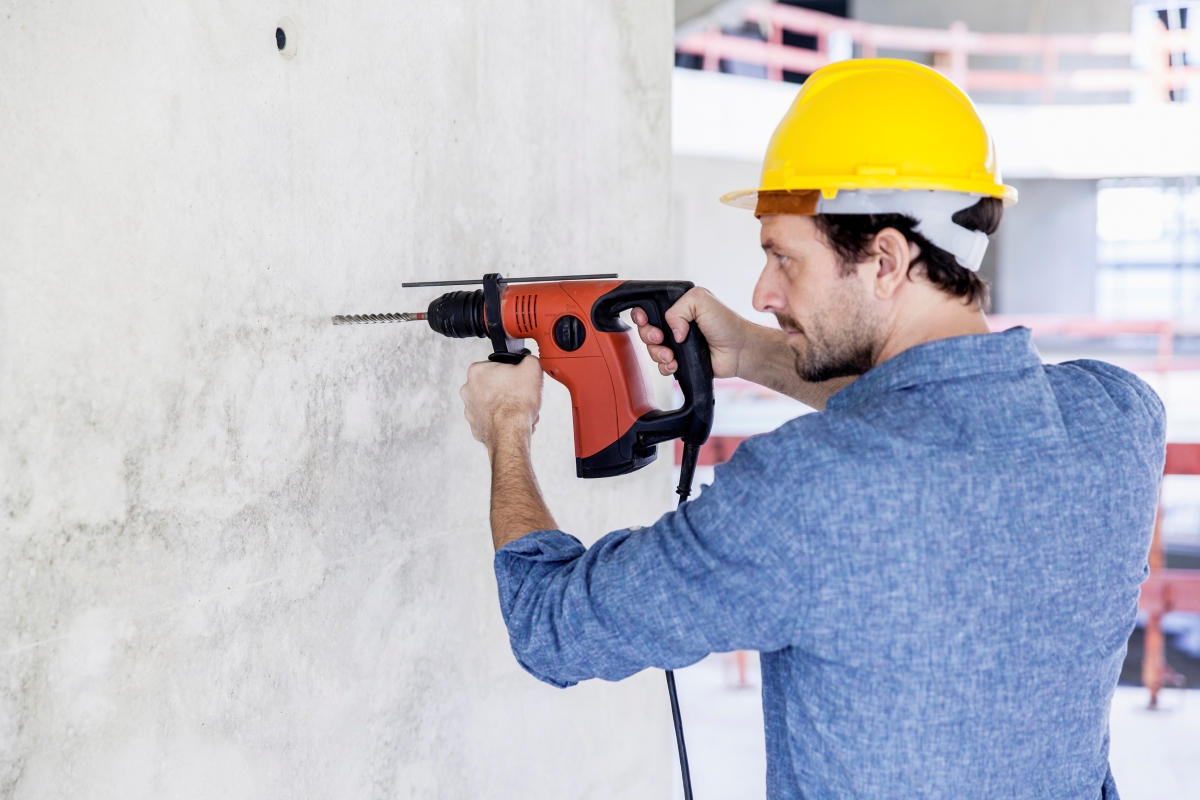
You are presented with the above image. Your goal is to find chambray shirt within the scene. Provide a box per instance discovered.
[494,328,1165,799]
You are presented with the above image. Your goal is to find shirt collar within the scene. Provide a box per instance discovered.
[824,327,1041,412]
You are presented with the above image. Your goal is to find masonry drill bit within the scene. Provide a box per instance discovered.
[331,312,425,325]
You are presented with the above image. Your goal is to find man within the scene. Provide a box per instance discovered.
[459,60,1164,798]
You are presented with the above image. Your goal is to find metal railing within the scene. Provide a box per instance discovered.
[676,2,1200,102]
[1143,443,1200,707]
[986,317,1200,372]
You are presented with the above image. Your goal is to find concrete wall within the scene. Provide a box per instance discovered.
[994,179,1099,315]
[0,3,677,798]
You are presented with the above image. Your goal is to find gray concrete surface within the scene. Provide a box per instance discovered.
[0,2,678,798]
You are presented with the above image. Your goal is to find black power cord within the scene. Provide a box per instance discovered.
[666,441,702,800]
[665,669,692,800]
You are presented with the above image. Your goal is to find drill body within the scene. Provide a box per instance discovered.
[422,276,714,478]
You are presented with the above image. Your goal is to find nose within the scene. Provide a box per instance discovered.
[752,264,786,315]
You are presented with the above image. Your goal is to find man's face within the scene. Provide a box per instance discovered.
[753,214,884,383]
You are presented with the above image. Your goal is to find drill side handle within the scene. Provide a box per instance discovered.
[591,281,715,449]
[482,272,528,363]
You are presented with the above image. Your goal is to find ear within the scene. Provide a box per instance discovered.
[871,228,916,300]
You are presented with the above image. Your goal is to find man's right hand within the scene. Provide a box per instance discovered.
[631,287,747,380]
[632,285,854,411]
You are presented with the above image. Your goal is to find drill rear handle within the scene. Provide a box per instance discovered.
[591,282,715,451]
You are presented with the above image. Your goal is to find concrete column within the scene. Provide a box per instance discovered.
[0,3,675,798]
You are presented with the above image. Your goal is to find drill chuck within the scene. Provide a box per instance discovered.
[425,290,488,339]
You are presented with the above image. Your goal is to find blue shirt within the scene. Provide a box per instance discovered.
[494,328,1165,799]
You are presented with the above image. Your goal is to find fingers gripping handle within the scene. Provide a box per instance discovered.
[646,319,715,447]
[591,282,715,448]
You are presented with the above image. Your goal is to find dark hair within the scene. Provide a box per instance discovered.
[811,197,1003,310]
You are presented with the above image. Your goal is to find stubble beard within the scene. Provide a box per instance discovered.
[776,294,881,384]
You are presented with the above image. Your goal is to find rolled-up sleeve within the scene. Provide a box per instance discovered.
[493,438,815,688]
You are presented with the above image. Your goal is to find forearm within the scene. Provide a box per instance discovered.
[736,322,854,410]
[494,436,809,687]
[488,419,558,551]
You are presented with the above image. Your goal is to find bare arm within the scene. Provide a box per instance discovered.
[632,288,853,411]
[487,418,557,551]
[460,356,557,551]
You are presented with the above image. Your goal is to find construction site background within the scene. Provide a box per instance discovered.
[670,2,1200,798]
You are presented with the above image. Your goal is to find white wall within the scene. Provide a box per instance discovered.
[994,179,1099,315]
[672,156,773,325]
[0,3,678,798]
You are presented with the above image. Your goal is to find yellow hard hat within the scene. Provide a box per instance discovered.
[721,58,1017,214]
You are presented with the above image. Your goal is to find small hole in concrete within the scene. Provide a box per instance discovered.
[276,17,297,60]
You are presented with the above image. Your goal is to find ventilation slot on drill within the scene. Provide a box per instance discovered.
[514,294,538,334]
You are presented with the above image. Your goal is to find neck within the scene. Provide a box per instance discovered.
[873,288,990,366]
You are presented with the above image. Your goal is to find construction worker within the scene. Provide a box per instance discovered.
[459,60,1164,798]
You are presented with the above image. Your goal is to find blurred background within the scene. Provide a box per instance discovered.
[668,2,1200,798]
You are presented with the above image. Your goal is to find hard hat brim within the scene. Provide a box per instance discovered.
[719,189,760,210]
[721,183,1018,214]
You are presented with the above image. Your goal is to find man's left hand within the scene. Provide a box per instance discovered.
[459,356,543,452]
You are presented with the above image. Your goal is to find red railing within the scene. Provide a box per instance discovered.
[988,317,1200,373]
[1143,442,1200,706]
[676,2,1200,102]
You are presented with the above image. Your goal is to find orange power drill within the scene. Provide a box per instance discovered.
[335,272,715,484]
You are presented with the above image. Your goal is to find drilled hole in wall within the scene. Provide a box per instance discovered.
[277,17,297,60]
